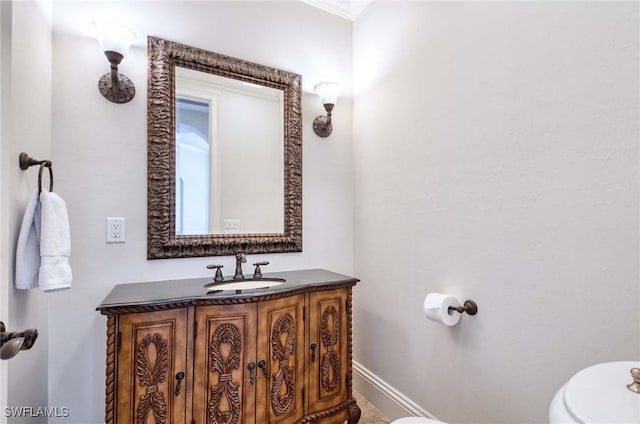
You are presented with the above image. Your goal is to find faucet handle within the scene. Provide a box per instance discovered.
[206,264,224,282]
[253,261,269,278]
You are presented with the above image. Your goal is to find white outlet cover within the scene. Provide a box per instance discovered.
[106,217,126,243]
[223,219,241,233]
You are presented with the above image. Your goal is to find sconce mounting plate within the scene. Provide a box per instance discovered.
[313,115,333,138]
[98,72,135,104]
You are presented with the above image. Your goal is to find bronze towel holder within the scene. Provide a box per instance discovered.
[19,152,53,193]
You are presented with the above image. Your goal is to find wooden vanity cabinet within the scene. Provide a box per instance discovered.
[307,289,349,417]
[193,302,259,424]
[99,270,360,424]
[193,295,307,424]
[114,308,191,424]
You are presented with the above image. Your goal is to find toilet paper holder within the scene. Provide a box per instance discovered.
[448,300,478,316]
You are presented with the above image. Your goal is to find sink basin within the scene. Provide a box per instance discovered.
[205,278,285,292]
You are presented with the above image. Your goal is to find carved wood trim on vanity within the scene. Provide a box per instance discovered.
[100,282,355,314]
[320,305,340,393]
[208,323,242,424]
[135,333,169,424]
[98,270,361,424]
[269,312,297,416]
[104,314,116,424]
[297,398,360,424]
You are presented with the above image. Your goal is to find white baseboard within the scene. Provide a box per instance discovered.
[352,360,438,422]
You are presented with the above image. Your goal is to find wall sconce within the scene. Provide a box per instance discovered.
[94,20,136,104]
[0,321,38,360]
[313,82,340,138]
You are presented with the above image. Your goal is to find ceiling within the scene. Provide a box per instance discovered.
[51,0,372,50]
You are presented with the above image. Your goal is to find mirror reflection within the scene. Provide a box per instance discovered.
[147,36,302,258]
[175,67,284,235]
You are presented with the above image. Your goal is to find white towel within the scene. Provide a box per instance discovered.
[38,190,72,292]
[15,191,41,289]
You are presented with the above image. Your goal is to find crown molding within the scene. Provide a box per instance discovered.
[302,0,371,21]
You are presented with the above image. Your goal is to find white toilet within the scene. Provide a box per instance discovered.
[392,362,639,424]
[392,361,640,424]
[549,361,640,423]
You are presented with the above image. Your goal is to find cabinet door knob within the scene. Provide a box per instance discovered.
[257,359,270,379]
[247,362,256,385]
[310,343,317,362]
[174,371,185,396]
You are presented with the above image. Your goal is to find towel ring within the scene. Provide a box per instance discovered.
[19,152,54,192]
[37,162,53,193]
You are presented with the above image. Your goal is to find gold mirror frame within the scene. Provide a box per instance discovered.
[147,36,302,259]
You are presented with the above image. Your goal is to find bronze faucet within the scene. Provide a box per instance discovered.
[203,257,284,290]
[234,253,246,279]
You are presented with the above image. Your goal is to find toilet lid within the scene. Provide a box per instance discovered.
[564,361,640,423]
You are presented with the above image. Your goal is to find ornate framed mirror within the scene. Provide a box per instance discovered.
[147,36,302,259]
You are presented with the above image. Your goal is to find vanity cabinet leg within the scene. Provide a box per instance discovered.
[347,402,361,424]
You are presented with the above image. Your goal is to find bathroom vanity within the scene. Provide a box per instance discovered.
[97,269,361,424]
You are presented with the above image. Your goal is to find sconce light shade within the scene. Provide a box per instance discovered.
[313,82,340,138]
[93,20,136,104]
[314,82,340,106]
[93,20,136,56]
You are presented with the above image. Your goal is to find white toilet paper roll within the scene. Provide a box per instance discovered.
[423,293,461,326]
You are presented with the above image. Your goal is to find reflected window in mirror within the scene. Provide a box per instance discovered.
[176,97,211,235]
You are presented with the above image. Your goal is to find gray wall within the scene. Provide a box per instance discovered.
[353,2,639,423]
[0,1,52,422]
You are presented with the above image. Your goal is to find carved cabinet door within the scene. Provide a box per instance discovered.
[116,308,189,424]
[256,295,306,424]
[307,289,349,414]
[193,303,257,424]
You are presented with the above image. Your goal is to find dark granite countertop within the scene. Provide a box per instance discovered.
[97,268,359,312]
